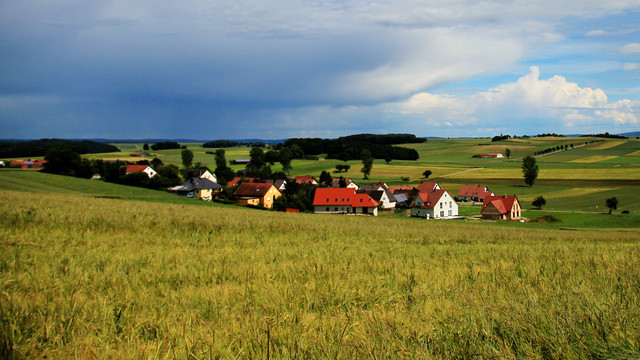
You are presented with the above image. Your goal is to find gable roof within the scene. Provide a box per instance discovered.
[410,189,449,209]
[227,177,259,187]
[417,182,439,192]
[313,188,378,207]
[126,165,151,173]
[389,185,415,193]
[481,195,519,214]
[182,178,223,191]
[233,182,277,197]
[457,185,493,198]
[294,176,317,184]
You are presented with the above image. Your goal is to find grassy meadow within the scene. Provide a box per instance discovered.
[2,189,640,359]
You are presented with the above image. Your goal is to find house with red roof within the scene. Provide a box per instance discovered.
[331,178,359,189]
[294,175,318,185]
[457,185,494,202]
[313,188,379,216]
[233,182,282,209]
[125,165,157,178]
[410,189,458,219]
[481,195,521,220]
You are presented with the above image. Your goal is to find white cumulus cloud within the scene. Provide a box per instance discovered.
[388,66,638,133]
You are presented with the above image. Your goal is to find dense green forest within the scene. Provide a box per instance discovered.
[284,133,424,161]
[0,139,119,157]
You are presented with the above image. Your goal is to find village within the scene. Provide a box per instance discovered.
[156,166,521,221]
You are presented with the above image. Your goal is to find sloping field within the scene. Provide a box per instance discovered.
[588,140,626,150]
[569,155,619,163]
[444,167,640,180]
[1,190,640,359]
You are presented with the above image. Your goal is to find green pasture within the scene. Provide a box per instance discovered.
[0,169,224,207]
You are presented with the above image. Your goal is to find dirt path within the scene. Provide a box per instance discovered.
[440,167,484,178]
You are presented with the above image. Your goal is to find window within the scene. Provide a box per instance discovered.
[440,211,444,217]
[440,203,443,209]
[448,210,452,216]
[326,207,329,211]
[449,201,452,207]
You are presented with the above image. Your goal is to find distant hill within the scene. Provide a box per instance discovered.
[619,131,640,137]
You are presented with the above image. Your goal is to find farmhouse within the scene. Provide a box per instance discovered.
[457,185,494,202]
[331,178,359,189]
[231,159,250,165]
[294,175,318,185]
[265,179,287,191]
[9,159,46,169]
[410,189,458,219]
[313,188,379,216]
[481,195,521,220]
[196,170,217,183]
[125,165,157,178]
[169,178,222,201]
[472,153,504,158]
[356,186,396,209]
[233,182,282,209]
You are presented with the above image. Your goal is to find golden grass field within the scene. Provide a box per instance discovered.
[2,189,640,359]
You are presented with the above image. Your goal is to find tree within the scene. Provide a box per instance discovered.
[214,149,227,169]
[213,149,235,185]
[336,164,350,172]
[385,156,392,164]
[532,196,546,209]
[505,148,511,160]
[606,197,618,214]
[143,143,149,151]
[181,149,194,168]
[319,170,333,186]
[279,147,293,175]
[360,149,373,180]
[150,157,163,170]
[422,170,432,179]
[521,155,539,187]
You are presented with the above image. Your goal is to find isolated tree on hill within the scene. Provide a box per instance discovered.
[181,149,194,168]
[521,155,539,187]
[532,196,546,209]
[606,197,618,214]
[143,143,149,151]
[360,149,373,180]
[422,170,432,179]
[385,156,392,164]
[505,148,511,160]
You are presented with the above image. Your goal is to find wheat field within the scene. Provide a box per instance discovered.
[1,189,640,359]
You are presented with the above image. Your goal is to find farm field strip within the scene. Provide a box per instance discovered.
[569,155,619,163]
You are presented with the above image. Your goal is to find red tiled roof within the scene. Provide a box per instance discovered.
[457,185,493,199]
[227,177,258,187]
[126,165,149,173]
[417,182,439,192]
[295,176,317,184]
[410,189,448,209]
[313,188,378,207]
[233,182,275,197]
[388,185,415,193]
[481,195,519,214]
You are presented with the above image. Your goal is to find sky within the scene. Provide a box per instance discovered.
[1,1,639,140]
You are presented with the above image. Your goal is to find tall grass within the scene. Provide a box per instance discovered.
[2,189,640,358]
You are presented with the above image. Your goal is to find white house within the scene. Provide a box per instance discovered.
[125,165,157,178]
[410,189,458,219]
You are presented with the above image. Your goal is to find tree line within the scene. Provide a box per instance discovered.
[283,133,423,161]
[0,139,120,158]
